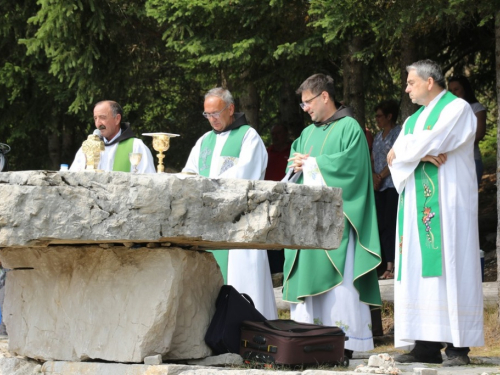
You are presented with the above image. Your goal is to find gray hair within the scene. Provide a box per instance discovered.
[205,87,234,105]
[95,100,123,118]
[406,59,446,88]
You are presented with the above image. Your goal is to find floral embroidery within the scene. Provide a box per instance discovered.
[335,320,349,333]
[219,156,238,174]
[421,183,436,245]
[303,164,323,183]
[199,148,212,172]
[313,317,323,325]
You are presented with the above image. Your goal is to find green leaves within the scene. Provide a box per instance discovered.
[0,0,496,172]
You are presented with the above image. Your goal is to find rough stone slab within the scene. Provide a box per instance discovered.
[413,369,437,375]
[0,357,39,375]
[186,353,243,367]
[0,171,343,250]
[1,355,500,375]
[144,354,162,365]
[1,246,222,362]
[367,354,385,367]
[274,287,290,311]
[41,362,211,374]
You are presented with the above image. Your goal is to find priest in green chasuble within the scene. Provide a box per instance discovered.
[183,87,277,320]
[388,60,484,366]
[283,74,382,354]
[70,100,156,173]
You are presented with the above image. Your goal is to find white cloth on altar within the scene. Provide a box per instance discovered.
[183,126,277,320]
[290,157,374,352]
[70,130,156,173]
[389,90,484,349]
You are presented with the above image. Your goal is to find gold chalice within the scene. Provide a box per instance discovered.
[142,132,180,173]
[129,152,142,173]
[82,133,105,171]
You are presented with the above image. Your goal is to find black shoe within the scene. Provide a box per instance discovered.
[344,349,353,359]
[442,355,470,366]
[395,351,443,364]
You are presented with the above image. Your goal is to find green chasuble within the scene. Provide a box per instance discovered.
[200,125,251,284]
[283,117,382,306]
[112,138,134,172]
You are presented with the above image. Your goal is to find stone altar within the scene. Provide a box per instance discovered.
[0,171,344,363]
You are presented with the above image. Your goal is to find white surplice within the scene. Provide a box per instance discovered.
[290,158,374,352]
[183,127,277,320]
[389,90,484,349]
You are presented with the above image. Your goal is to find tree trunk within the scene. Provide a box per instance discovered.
[47,131,60,171]
[279,80,303,140]
[399,34,419,121]
[61,120,74,166]
[238,76,260,131]
[342,35,365,128]
[495,8,500,324]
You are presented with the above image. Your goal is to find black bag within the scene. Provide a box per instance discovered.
[205,285,266,354]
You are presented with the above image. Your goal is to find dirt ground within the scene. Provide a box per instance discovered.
[478,172,497,282]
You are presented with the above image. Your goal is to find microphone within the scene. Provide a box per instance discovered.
[93,129,103,139]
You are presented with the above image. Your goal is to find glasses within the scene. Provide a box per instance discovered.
[202,104,229,119]
[299,92,322,109]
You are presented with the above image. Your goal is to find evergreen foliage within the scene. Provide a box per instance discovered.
[0,0,497,172]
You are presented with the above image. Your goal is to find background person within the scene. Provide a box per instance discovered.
[447,75,487,186]
[372,100,402,279]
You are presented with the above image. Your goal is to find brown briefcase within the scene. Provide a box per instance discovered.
[240,319,349,368]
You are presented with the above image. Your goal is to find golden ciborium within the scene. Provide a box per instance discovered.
[82,132,105,171]
[143,133,180,173]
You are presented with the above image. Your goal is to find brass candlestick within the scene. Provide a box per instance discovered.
[82,134,105,171]
[143,133,180,173]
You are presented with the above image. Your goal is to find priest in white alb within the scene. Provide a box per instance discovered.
[388,59,484,367]
[182,87,277,320]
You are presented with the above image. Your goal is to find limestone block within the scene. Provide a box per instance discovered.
[413,369,437,375]
[367,355,385,367]
[187,353,244,367]
[143,354,162,365]
[0,357,39,375]
[41,362,211,375]
[274,287,290,311]
[355,353,400,374]
[1,246,223,363]
[0,171,343,250]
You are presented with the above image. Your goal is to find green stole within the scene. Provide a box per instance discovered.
[112,138,134,172]
[397,91,457,280]
[199,125,250,284]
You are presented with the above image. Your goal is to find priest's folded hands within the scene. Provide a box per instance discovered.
[288,152,309,173]
[421,153,447,167]
[387,148,447,168]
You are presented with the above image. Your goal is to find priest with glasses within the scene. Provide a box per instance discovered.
[183,87,277,320]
